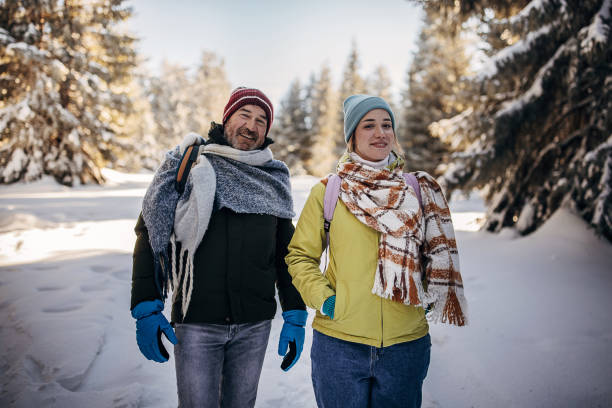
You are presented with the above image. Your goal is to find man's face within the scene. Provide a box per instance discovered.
[224,105,268,151]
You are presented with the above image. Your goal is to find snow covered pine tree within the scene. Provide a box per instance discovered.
[399,12,473,175]
[0,0,137,185]
[305,64,341,177]
[416,0,611,241]
[269,79,311,175]
[336,43,367,158]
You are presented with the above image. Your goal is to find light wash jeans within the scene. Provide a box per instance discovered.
[173,320,272,408]
[311,330,431,408]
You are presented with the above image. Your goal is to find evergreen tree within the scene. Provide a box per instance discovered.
[418,0,612,240]
[306,64,340,177]
[269,79,309,175]
[145,61,179,151]
[399,13,472,174]
[191,51,231,133]
[116,68,161,171]
[148,61,198,151]
[366,65,394,105]
[366,65,398,120]
[147,56,231,156]
[336,42,367,155]
[0,0,137,185]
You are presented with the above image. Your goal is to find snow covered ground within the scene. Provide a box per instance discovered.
[0,169,611,407]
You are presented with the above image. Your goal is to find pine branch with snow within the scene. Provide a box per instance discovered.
[419,0,612,241]
[0,0,138,186]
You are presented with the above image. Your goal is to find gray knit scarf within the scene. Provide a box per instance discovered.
[141,143,294,318]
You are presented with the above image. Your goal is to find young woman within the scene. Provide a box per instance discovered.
[286,95,467,408]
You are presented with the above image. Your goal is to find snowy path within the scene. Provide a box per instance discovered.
[1,170,611,407]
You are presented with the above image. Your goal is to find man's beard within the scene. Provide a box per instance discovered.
[225,125,260,148]
[236,127,258,141]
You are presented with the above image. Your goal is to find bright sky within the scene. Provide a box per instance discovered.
[125,0,423,107]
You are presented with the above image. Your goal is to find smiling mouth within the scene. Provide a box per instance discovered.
[240,133,257,141]
[371,143,388,148]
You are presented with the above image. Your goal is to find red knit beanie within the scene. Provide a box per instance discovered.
[222,87,274,136]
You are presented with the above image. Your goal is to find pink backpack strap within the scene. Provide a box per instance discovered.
[403,173,423,210]
[323,175,341,224]
[323,174,342,250]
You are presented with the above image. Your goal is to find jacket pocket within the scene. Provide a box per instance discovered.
[334,280,349,321]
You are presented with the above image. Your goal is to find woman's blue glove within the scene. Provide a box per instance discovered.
[278,309,307,371]
[322,295,336,320]
[131,299,178,363]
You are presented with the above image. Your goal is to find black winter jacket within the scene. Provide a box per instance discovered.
[131,208,305,324]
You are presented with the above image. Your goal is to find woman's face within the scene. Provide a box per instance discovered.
[353,109,395,162]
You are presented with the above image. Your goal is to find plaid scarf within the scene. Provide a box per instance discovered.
[337,154,467,326]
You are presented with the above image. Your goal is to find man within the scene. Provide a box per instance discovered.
[130,87,307,408]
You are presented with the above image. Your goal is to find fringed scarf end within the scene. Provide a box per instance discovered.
[179,247,195,322]
[408,274,420,305]
[426,286,467,326]
[442,289,466,326]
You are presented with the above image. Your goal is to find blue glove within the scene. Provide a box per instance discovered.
[322,295,336,320]
[278,309,307,371]
[131,299,178,363]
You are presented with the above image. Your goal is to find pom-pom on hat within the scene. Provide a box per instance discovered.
[343,94,395,143]
[222,87,274,136]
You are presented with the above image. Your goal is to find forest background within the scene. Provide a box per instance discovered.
[1,0,610,241]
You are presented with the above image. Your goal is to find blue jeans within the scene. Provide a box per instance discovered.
[311,330,431,408]
[173,320,271,408]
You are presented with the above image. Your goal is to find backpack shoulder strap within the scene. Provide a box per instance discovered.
[321,174,341,275]
[175,143,201,194]
[323,174,342,228]
[323,174,341,247]
[403,173,423,209]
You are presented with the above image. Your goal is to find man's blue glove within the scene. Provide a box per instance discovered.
[278,309,307,371]
[322,295,336,320]
[131,299,178,363]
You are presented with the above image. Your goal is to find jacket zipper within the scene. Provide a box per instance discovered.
[380,297,384,348]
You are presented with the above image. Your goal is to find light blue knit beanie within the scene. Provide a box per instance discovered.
[343,94,396,143]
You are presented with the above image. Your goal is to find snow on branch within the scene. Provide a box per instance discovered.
[507,0,567,25]
[585,134,612,162]
[585,135,612,226]
[495,38,569,118]
[87,61,110,80]
[0,99,30,131]
[580,0,611,53]
[479,22,557,79]
[50,60,69,82]
[429,107,474,148]
[1,147,27,182]
[6,42,50,64]
[0,27,15,45]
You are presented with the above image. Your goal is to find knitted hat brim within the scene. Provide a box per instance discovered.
[343,96,395,143]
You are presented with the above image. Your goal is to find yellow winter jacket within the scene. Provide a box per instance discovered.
[286,181,429,348]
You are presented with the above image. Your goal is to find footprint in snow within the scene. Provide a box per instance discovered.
[23,355,44,383]
[80,281,109,292]
[91,265,112,273]
[112,268,131,281]
[32,265,57,271]
[43,300,84,313]
[36,285,65,292]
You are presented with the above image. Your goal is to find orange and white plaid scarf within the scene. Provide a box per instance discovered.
[337,156,467,326]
